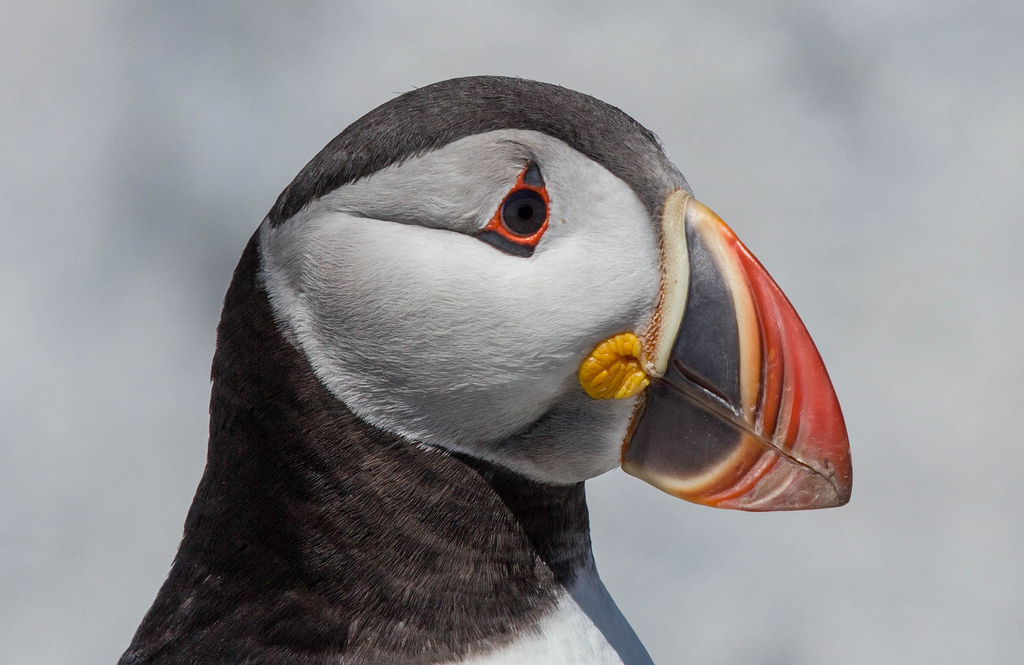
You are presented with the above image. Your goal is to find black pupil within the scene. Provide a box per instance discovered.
[501,189,546,236]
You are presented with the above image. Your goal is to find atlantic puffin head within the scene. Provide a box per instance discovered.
[119,75,853,665]
[258,76,852,509]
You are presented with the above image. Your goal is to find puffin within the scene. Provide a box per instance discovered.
[119,76,852,665]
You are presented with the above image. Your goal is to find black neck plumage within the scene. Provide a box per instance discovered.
[119,232,594,665]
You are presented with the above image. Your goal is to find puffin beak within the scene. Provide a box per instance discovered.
[625,191,852,511]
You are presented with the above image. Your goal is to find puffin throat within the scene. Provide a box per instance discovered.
[118,232,594,665]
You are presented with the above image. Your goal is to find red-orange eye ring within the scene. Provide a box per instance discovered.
[477,163,550,257]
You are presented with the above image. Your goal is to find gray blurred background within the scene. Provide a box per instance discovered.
[2,2,1021,663]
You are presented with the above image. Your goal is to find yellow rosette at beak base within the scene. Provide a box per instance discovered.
[579,333,650,400]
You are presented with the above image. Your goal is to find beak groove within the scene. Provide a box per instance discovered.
[624,194,852,511]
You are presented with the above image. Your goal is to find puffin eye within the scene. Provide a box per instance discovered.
[477,163,550,257]
[501,189,547,236]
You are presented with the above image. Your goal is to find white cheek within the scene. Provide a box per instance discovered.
[262,200,656,451]
[259,131,663,480]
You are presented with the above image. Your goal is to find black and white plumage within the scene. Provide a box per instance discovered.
[119,76,851,664]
